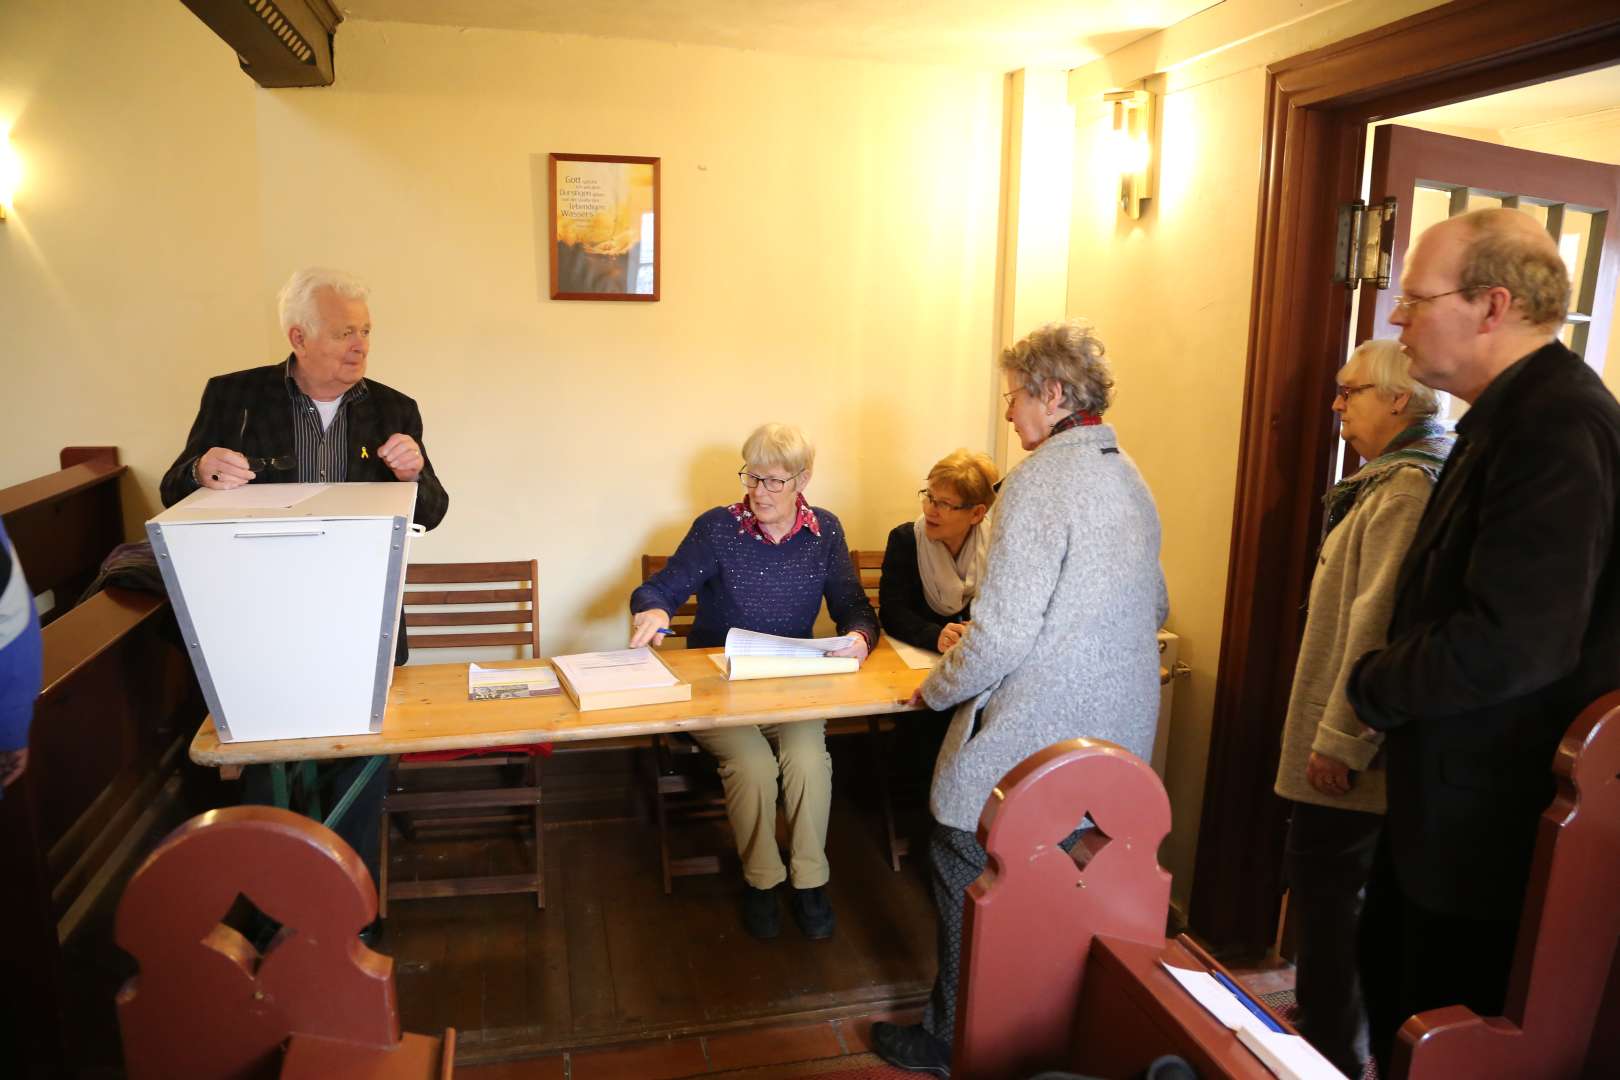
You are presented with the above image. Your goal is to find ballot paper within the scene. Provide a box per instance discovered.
[550,647,680,696]
[886,637,941,670]
[711,627,859,681]
[467,663,561,700]
[187,483,329,510]
[723,628,856,656]
[1160,962,1346,1080]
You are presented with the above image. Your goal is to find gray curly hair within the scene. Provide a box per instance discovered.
[1001,320,1114,415]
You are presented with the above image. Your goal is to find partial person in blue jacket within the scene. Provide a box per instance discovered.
[0,518,45,794]
[629,423,878,943]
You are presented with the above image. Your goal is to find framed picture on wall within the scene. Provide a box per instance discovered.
[548,153,660,301]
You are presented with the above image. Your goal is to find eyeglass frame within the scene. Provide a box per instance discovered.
[1001,387,1024,407]
[1391,284,1500,315]
[738,468,803,493]
[917,489,976,513]
[1332,383,1377,404]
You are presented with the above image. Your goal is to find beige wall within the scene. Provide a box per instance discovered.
[1,0,266,540]
[1064,0,1447,910]
[3,8,1006,656]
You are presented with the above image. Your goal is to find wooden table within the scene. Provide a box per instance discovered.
[190,642,930,767]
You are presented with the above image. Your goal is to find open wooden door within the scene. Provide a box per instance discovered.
[1358,124,1620,367]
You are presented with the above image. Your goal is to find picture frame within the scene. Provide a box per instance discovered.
[548,153,661,301]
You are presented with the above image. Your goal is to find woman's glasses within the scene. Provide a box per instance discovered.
[739,470,802,492]
[918,490,973,512]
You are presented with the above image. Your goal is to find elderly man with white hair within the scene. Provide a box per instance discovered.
[160,267,449,903]
[161,266,448,529]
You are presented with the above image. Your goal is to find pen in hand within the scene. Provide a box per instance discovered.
[655,628,675,636]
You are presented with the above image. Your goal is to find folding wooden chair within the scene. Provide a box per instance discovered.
[379,560,547,913]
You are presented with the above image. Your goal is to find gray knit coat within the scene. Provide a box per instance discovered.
[1273,463,1441,813]
[920,423,1168,832]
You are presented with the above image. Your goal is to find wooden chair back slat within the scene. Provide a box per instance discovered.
[850,549,882,613]
[406,610,535,629]
[406,588,532,606]
[405,562,533,585]
[408,631,534,650]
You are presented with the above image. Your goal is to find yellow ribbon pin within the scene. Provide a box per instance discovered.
[360,446,369,459]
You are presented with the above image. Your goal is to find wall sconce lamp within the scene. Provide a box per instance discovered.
[1104,88,1156,219]
[0,123,20,222]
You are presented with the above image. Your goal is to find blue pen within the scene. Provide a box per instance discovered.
[1211,970,1284,1033]
[655,627,675,636]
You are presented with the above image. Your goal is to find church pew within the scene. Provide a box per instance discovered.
[0,451,208,1078]
[117,806,452,1079]
[953,697,1620,1080]
[0,445,126,623]
[951,738,1289,1080]
[1395,691,1620,1078]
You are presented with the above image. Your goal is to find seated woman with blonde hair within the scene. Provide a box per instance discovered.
[628,423,877,943]
[879,450,1000,657]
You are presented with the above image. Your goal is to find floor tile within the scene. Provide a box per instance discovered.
[455,1054,567,1079]
[569,1036,710,1079]
[704,1021,844,1071]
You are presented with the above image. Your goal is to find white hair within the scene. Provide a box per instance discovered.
[741,423,815,476]
[276,267,370,338]
[1345,338,1441,418]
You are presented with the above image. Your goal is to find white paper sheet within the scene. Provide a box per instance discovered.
[723,627,855,658]
[188,483,328,510]
[1159,962,1346,1080]
[468,662,560,700]
[550,647,679,696]
[886,637,941,670]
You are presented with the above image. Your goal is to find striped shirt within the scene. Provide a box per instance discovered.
[283,361,369,484]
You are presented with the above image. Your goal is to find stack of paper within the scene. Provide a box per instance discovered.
[710,628,860,682]
[550,647,691,711]
[467,662,561,700]
[1159,962,1346,1080]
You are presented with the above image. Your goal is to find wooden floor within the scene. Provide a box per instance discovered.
[383,756,939,1067]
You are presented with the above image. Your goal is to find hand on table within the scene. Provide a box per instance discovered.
[196,447,254,489]
[1306,751,1353,797]
[378,433,424,481]
[829,631,870,666]
[630,609,671,648]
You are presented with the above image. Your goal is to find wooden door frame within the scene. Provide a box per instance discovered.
[1189,0,1620,954]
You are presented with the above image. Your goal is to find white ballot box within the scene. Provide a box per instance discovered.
[147,482,420,743]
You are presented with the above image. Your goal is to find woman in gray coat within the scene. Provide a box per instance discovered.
[874,320,1167,1076]
[1272,338,1451,1077]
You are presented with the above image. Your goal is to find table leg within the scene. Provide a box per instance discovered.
[324,755,386,832]
[298,760,322,821]
[270,763,290,809]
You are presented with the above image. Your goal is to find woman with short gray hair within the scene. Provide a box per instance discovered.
[1271,337,1451,1076]
[874,320,1167,1075]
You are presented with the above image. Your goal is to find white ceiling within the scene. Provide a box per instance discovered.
[341,0,1223,71]
[1403,63,1620,132]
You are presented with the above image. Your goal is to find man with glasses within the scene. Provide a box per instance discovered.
[158,267,450,902]
[1346,208,1620,1072]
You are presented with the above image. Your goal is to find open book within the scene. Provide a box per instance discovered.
[709,627,861,682]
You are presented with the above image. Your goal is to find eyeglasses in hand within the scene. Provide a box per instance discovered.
[918,489,973,512]
[739,469,802,492]
[245,454,297,473]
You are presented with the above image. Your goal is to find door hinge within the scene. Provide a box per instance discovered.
[1333,197,1397,289]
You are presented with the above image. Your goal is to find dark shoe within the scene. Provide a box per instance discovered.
[871,1022,950,1076]
[790,884,835,940]
[741,884,781,940]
